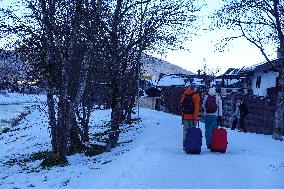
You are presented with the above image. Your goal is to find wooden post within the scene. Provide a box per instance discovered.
[263,98,267,134]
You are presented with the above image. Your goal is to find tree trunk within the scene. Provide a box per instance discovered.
[273,64,284,141]
[107,79,123,150]
[57,93,68,162]
[269,0,283,141]
[47,91,57,153]
[125,94,136,123]
[78,104,91,143]
[69,117,82,152]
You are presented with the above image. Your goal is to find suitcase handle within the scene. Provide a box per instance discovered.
[182,120,200,128]
[192,120,199,128]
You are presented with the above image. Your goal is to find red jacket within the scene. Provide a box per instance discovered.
[180,88,200,121]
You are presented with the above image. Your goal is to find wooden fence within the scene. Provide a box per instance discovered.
[154,86,283,136]
[160,86,185,115]
[223,94,280,135]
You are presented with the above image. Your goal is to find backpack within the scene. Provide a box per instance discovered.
[182,93,195,114]
[205,95,218,113]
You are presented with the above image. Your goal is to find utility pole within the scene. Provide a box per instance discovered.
[136,0,143,122]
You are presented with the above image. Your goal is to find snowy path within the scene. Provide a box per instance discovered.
[0,107,283,189]
[68,109,284,189]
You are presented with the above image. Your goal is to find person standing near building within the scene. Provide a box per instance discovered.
[231,97,249,133]
[180,84,200,145]
[202,87,223,149]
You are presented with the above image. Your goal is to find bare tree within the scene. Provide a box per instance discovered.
[211,0,284,141]
[0,0,203,165]
[0,0,98,163]
[95,0,202,149]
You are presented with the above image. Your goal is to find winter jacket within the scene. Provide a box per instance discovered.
[239,101,249,116]
[180,88,200,121]
[232,101,248,119]
[232,103,240,119]
[202,94,223,117]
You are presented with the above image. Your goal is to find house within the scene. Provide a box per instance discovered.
[217,58,282,97]
[220,59,283,135]
[212,67,247,96]
[241,58,282,97]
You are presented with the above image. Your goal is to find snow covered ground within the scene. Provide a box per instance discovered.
[0,93,46,131]
[0,93,46,105]
[0,94,283,189]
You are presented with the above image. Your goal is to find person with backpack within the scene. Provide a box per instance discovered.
[231,97,249,133]
[202,87,223,149]
[180,84,200,147]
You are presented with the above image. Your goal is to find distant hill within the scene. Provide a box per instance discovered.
[1,50,194,83]
[140,54,194,80]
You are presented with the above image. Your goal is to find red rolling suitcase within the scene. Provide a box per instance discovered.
[210,128,227,153]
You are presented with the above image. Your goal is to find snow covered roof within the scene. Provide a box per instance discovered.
[222,66,246,76]
[242,58,282,73]
[222,58,281,77]
[223,68,241,75]
[156,75,186,87]
[156,74,205,87]
[190,78,205,86]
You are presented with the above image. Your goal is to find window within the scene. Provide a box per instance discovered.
[256,76,261,88]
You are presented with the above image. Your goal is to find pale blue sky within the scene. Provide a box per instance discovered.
[0,0,276,74]
[0,0,17,9]
[159,29,270,74]
[154,0,276,74]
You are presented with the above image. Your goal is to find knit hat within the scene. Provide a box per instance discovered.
[208,87,216,95]
[185,82,196,89]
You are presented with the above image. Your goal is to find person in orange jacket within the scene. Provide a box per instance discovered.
[180,84,200,144]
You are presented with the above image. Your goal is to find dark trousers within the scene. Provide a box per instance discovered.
[231,114,247,132]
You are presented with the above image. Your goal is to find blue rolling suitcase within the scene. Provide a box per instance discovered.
[183,123,202,154]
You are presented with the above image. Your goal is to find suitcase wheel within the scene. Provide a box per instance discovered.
[210,149,226,153]
[210,149,217,152]
[189,151,201,155]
